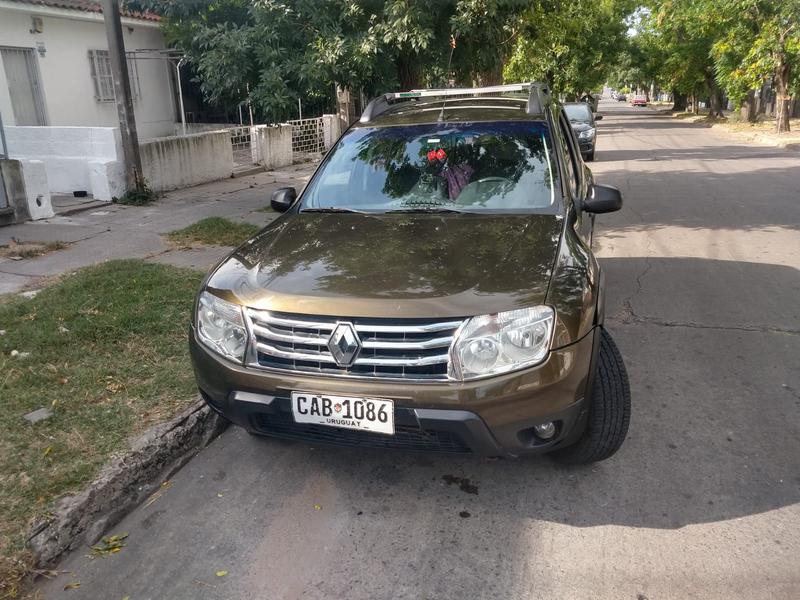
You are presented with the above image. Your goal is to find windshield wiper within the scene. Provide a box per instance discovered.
[301,207,368,214]
[385,207,467,214]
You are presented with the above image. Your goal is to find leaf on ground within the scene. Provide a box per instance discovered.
[143,480,173,508]
[215,570,228,577]
[43,446,52,457]
[64,581,81,590]
[313,503,322,510]
[90,532,128,557]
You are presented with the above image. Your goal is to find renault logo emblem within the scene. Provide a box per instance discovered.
[328,322,361,366]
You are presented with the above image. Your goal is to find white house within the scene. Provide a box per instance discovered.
[0,0,176,140]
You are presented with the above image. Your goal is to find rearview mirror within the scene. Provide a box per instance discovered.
[584,184,622,213]
[594,114,603,120]
[271,187,296,212]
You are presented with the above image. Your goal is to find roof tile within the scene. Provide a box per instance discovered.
[7,0,161,22]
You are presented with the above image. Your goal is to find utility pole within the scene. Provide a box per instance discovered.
[102,0,144,191]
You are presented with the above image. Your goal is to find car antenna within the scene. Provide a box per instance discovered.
[438,34,458,123]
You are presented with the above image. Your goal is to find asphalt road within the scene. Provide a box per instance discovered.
[40,101,800,600]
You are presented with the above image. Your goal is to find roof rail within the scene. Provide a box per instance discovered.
[359,82,552,123]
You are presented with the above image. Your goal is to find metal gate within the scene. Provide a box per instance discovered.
[287,117,325,156]
[229,126,258,167]
[0,46,48,126]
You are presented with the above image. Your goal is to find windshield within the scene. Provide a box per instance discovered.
[564,104,593,122]
[300,121,558,214]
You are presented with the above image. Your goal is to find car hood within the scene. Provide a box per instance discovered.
[206,213,564,318]
[569,121,594,132]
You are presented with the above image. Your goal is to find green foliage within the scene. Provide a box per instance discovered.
[711,0,800,106]
[616,0,799,128]
[504,0,633,98]
[136,0,638,118]
[135,0,526,121]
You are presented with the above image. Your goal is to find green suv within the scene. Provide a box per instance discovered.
[190,82,631,463]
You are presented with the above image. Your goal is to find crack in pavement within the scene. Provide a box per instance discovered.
[607,314,800,336]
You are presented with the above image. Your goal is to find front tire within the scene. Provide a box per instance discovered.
[552,328,631,464]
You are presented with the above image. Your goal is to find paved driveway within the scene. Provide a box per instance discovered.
[39,102,800,600]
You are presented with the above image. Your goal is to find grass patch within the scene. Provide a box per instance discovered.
[113,184,156,206]
[167,217,260,247]
[0,260,203,597]
[723,117,800,134]
[0,241,68,261]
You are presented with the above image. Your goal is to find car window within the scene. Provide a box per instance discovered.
[563,104,592,123]
[301,121,560,214]
[556,112,579,198]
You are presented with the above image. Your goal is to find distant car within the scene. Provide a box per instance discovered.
[631,94,647,107]
[616,94,627,102]
[564,102,602,161]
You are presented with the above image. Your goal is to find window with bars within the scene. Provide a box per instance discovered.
[88,49,141,102]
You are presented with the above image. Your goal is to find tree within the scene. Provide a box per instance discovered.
[503,0,633,99]
[134,0,531,123]
[607,26,665,99]
[712,0,800,132]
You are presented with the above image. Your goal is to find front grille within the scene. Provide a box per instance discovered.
[251,411,471,453]
[246,310,463,380]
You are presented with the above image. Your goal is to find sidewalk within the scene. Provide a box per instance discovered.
[0,163,317,294]
[667,110,800,150]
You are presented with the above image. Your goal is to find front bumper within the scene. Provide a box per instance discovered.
[190,326,600,457]
[578,139,595,155]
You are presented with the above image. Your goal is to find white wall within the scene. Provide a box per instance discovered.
[255,124,292,170]
[0,4,175,139]
[5,125,123,200]
[19,159,54,220]
[140,131,234,192]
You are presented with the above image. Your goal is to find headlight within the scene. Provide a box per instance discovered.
[196,291,248,363]
[578,127,596,140]
[448,306,554,380]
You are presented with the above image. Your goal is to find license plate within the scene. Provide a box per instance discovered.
[291,392,394,435]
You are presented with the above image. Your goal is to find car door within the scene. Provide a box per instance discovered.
[555,110,593,246]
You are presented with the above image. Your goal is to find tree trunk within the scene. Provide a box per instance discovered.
[775,52,791,133]
[705,74,725,118]
[741,90,757,123]
[476,65,503,87]
[396,53,422,90]
[672,90,687,111]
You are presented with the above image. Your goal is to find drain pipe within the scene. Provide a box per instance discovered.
[176,57,187,136]
[0,109,8,158]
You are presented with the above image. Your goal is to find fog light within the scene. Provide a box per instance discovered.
[533,422,556,440]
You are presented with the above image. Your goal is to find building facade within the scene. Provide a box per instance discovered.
[0,0,176,140]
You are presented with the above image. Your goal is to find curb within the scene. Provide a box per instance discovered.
[232,165,266,178]
[27,398,228,567]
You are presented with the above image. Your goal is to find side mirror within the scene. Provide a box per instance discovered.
[584,183,622,213]
[271,187,296,212]
[594,114,603,120]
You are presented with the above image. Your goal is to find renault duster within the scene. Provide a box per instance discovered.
[190,82,631,464]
